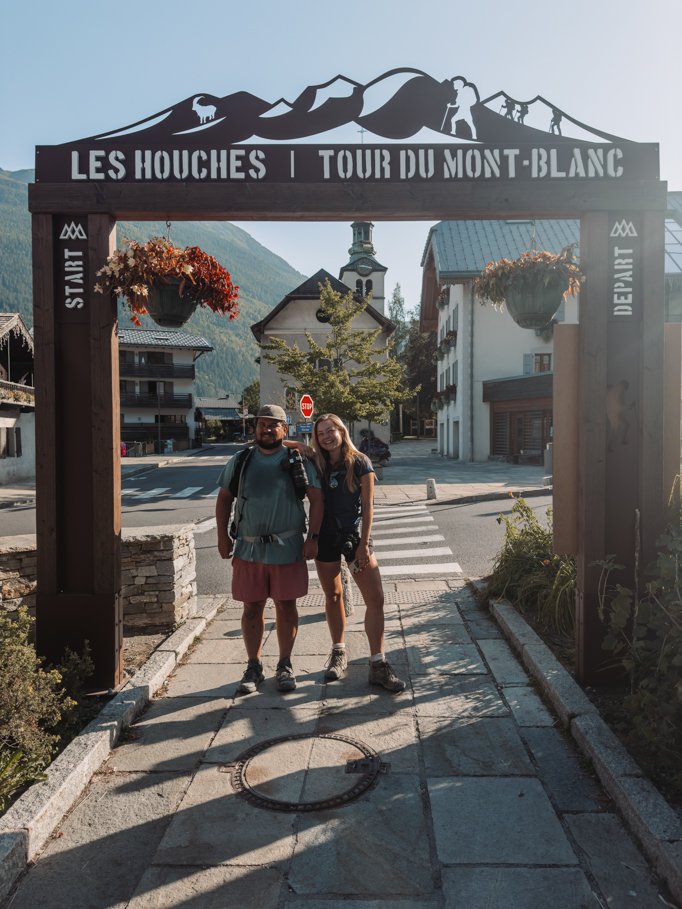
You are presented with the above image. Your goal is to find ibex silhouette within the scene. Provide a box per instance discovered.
[192,96,217,124]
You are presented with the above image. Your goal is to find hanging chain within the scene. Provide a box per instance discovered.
[165,220,172,243]
[530,219,537,253]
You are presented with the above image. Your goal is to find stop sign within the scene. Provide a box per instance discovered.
[299,394,314,419]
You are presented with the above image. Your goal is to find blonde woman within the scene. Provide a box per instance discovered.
[311,414,405,692]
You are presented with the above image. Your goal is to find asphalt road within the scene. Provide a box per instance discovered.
[0,456,552,592]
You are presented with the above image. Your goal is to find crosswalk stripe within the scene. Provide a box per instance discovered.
[376,547,453,560]
[370,525,433,537]
[372,515,435,527]
[171,486,203,498]
[372,534,445,546]
[373,506,428,517]
[201,488,220,498]
[134,487,171,499]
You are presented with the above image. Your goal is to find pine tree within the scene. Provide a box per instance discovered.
[261,280,412,424]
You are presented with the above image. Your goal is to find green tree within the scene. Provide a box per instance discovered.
[399,315,436,435]
[261,280,412,424]
[240,378,260,416]
[387,283,409,357]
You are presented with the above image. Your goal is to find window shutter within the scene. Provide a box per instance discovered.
[523,353,532,375]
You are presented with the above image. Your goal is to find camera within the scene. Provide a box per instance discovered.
[282,448,309,499]
[338,530,360,560]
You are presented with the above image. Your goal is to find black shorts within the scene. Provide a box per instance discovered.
[317,528,364,564]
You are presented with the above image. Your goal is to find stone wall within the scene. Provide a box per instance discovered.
[0,525,197,627]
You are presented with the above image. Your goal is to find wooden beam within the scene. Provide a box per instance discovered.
[28,180,668,221]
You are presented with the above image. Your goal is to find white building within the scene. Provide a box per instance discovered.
[251,223,394,444]
[420,219,580,462]
[0,314,35,483]
[118,328,213,453]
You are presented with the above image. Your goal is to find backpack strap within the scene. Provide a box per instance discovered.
[229,447,256,538]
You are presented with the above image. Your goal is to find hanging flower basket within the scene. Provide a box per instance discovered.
[94,237,239,328]
[473,246,584,331]
[145,278,199,328]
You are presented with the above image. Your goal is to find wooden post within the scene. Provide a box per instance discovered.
[575,211,666,683]
[33,213,122,690]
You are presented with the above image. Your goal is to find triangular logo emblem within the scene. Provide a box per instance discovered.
[59,221,87,240]
[610,220,638,238]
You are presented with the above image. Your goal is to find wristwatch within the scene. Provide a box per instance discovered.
[307,532,320,541]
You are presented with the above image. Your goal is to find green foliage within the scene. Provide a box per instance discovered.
[261,280,413,424]
[240,378,260,416]
[387,283,409,357]
[486,497,576,636]
[596,516,682,793]
[0,608,76,812]
[0,169,304,399]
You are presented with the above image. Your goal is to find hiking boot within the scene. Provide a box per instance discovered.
[368,659,406,693]
[237,658,264,694]
[324,647,348,681]
[275,658,297,692]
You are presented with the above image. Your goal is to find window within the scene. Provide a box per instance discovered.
[534,353,552,373]
[366,279,373,294]
[356,279,363,294]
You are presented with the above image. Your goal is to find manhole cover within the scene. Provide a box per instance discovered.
[229,732,388,811]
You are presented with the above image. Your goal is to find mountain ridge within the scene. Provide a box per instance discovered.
[0,167,306,397]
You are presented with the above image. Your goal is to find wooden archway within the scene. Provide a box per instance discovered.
[29,71,674,687]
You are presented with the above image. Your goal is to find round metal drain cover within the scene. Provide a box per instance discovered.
[230,732,385,811]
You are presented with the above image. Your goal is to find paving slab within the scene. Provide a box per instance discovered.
[442,867,596,909]
[198,617,243,639]
[205,706,321,764]
[502,684,557,726]
[419,716,535,776]
[520,727,603,812]
[5,772,190,909]
[109,697,229,772]
[478,637,532,685]
[289,774,434,897]
[407,640,485,675]
[428,777,578,865]
[413,675,510,718]
[128,865,283,909]
[153,763,297,867]
[566,813,667,907]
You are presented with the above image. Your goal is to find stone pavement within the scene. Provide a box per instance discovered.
[2,582,677,909]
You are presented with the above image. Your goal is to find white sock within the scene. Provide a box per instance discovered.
[333,642,346,650]
[370,653,385,663]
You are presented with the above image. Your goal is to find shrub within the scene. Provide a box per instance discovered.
[0,609,77,812]
[597,516,682,794]
[486,496,576,637]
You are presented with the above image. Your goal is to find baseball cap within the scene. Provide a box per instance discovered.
[256,404,287,422]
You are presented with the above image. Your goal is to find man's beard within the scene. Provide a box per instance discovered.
[258,436,283,450]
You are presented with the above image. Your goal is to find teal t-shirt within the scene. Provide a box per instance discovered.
[217,447,321,565]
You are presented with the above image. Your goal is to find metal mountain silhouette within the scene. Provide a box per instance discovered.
[72,69,628,148]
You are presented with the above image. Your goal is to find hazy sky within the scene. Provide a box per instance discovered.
[1,0,679,310]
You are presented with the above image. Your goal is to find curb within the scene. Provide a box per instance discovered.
[485,593,682,905]
[433,485,551,507]
[0,596,226,904]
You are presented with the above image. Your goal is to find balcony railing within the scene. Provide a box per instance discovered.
[0,380,35,407]
[118,363,195,379]
[120,393,192,409]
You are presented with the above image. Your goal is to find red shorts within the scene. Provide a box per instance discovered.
[231,557,309,602]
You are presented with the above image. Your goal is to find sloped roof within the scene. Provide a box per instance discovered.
[0,313,33,350]
[118,328,213,351]
[251,268,394,341]
[340,255,388,275]
[422,219,580,278]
